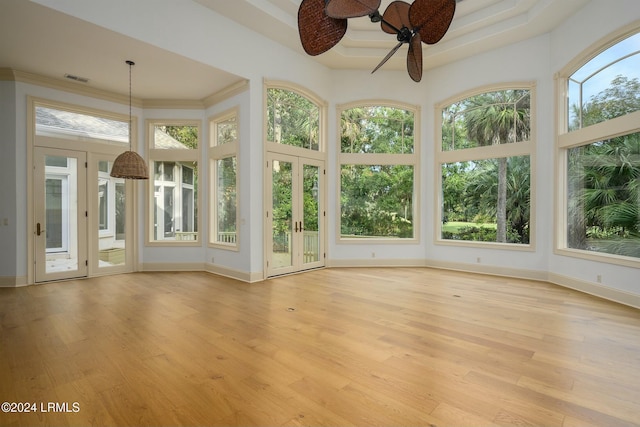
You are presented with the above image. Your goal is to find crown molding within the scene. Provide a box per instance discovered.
[1,68,135,106]
[1,68,249,109]
[202,79,250,108]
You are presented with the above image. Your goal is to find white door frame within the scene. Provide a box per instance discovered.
[265,151,325,277]
[33,147,88,282]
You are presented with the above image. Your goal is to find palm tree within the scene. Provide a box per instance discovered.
[568,76,640,255]
[462,156,530,243]
[461,90,531,242]
[570,134,640,256]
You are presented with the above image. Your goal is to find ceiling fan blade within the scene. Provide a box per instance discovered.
[298,0,347,56]
[325,0,381,19]
[380,1,410,35]
[371,41,403,74]
[409,0,456,44]
[407,33,423,82]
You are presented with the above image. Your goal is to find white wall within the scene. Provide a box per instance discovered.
[425,34,552,275]
[327,34,552,273]
[4,0,639,306]
[205,89,255,276]
[0,81,18,283]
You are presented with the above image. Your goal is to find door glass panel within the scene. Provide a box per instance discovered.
[44,155,78,274]
[46,177,65,251]
[98,161,126,268]
[272,160,293,269]
[303,164,320,264]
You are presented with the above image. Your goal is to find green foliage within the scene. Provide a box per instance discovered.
[267,88,319,150]
[339,105,415,239]
[441,89,531,244]
[216,157,237,234]
[575,76,640,129]
[340,164,413,238]
[341,106,414,154]
[442,226,496,242]
[161,125,198,149]
[441,156,530,244]
[442,90,530,150]
[567,76,640,257]
[442,225,523,243]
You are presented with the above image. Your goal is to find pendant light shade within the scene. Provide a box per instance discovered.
[110,150,149,179]
[111,60,149,179]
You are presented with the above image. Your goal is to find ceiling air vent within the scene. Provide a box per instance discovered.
[64,73,89,83]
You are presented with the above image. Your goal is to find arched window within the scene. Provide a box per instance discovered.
[568,32,640,131]
[557,27,640,266]
[266,87,320,151]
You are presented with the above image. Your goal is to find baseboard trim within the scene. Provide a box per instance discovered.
[547,272,640,310]
[327,258,428,268]
[0,276,28,287]
[425,259,548,282]
[204,263,263,283]
[142,262,205,272]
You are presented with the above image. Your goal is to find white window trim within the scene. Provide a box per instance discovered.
[336,100,421,244]
[434,83,537,251]
[146,119,201,246]
[555,22,640,268]
[209,108,240,251]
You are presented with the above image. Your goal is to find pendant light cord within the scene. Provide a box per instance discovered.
[126,60,134,152]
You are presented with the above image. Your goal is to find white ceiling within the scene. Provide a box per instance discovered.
[0,0,589,101]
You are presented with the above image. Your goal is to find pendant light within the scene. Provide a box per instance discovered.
[110,60,149,179]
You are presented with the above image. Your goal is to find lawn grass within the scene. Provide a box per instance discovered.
[442,221,496,233]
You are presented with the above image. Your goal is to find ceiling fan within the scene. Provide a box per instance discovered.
[298,0,456,82]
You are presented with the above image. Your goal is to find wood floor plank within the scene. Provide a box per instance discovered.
[1,268,640,426]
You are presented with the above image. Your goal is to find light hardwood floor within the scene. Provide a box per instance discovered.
[1,268,639,426]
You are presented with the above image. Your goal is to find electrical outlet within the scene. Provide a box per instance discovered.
[597,274,602,283]
[371,252,376,258]
[476,257,481,263]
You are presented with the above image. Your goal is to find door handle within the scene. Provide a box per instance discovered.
[299,221,303,232]
[36,223,45,236]
[294,221,299,233]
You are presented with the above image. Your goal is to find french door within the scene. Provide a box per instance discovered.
[34,147,134,283]
[266,153,324,277]
[34,147,88,282]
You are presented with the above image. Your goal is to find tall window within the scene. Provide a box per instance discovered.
[558,29,640,265]
[437,87,533,246]
[209,109,238,249]
[148,121,200,244]
[338,103,418,241]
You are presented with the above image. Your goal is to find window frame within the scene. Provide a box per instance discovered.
[336,100,420,244]
[146,119,201,246]
[97,162,111,234]
[555,23,640,268]
[265,84,322,152]
[208,108,240,251]
[435,83,537,250]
